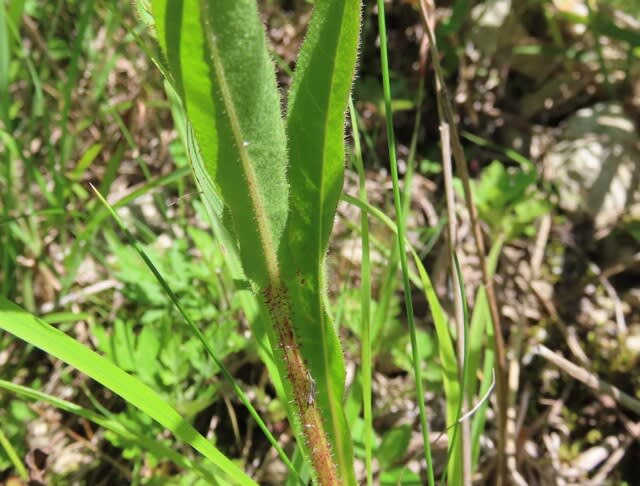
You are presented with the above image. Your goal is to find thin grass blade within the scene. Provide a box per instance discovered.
[374,1,437,481]
[91,184,303,483]
[348,97,373,486]
[0,297,257,485]
[342,193,460,482]
[0,379,217,483]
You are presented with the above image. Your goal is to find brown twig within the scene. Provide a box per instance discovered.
[530,214,552,279]
[589,438,631,485]
[597,252,640,281]
[535,344,640,417]
[440,122,472,484]
[417,1,508,483]
[506,319,526,486]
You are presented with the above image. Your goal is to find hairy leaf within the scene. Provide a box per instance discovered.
[152,0,288,288]
[283,2,362,482]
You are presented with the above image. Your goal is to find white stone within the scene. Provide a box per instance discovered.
[545,102,640,233]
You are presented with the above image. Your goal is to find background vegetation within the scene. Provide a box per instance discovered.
[1,0,639,484]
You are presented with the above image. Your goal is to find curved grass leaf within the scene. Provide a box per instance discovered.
[466,238,503,401]
[374,1,435,481]
[342,192,460,453]
[0,429,27,481]
[0,379,217,483]
[284,2,362,483]
[348,98,374,485]
[0,297,256,486]
[469,238,503,468]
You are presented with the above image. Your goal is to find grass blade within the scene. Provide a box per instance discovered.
[0,379,217,483]
[348,97,373,486]
[342,193,461,480]
[374,1,435,483]
[445,254,471,485]
[91,184,303,484]
[0,297,257,485]
[418,4,508,477]
[468,238,503,467]
[0,0,10,123]
[0,428,27,481]
[58,0,95,171]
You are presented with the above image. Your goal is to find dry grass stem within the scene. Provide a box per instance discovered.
[440,121,472,485]
[535,344,640,417]
[417,1,508,482]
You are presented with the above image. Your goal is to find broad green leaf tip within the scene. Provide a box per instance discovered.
[149,1,363,484]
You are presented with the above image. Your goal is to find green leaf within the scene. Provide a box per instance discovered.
[380,467,423,485]
[149,6,300,477]
[0,379,217,483]
[468,239,502,468]
[150,2,363,482]
[152,10,293,468]
[283,1,362,483]
[0,297,256,486]
[471,160,548,239]
[342,192,460,469]
[377,425,412,470]
[286,0,361,257]
[152,0,288,288]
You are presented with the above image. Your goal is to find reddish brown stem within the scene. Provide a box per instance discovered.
[262,284,339,485]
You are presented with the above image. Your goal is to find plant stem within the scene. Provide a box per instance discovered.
[349,97,373,486]
[375,1,436,484]
[417,2,508,483]
[441,123,472,485]
[262,284,340,485]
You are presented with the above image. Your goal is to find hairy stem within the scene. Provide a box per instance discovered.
[262,283,339,486]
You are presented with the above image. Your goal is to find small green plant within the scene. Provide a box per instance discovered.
[0,399,34,478]
[96,231,247,411]
[462,159,550,240]
[146,1,362,483]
